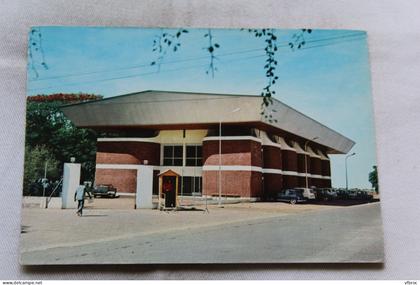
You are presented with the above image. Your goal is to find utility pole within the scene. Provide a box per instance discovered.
[345,152,356,190]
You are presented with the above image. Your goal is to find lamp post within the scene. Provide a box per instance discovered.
[304,137,318,189]
[345,152,356,190]
[219,107,241,207]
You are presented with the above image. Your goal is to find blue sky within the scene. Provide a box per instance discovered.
[27,27,376,188]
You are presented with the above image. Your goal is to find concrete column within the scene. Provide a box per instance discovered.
[62,163,81,209]
[136,165,154,209]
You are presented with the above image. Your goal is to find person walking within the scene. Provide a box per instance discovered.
[74,183,92,216]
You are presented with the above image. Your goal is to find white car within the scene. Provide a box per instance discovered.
[294,188,316,200]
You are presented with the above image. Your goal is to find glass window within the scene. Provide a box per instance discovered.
[185,145,202,167]
[163,145,183,166]
[180,176,202,196]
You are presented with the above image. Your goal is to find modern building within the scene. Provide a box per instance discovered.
[61,90,355,200]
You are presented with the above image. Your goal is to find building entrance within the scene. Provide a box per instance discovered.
[158,169,180,210]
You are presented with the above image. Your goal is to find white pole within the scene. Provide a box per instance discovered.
[44,160,48,179]
[42,160,48,198]
[345,152,356,190]
[304,141,309,189]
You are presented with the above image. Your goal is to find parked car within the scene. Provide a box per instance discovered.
[93,184,117,198]
[355,190,374,201]
[347,189,358,200]
[276,189,307,204]
[314,188,338,201]
[335,189,349,200]
[294,187,316,200]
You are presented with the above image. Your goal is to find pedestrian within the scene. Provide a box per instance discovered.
[74,183,92,216]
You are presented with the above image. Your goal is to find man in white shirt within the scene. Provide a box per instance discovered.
[74,184,92,216]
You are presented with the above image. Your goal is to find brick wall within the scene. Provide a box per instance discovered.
[282,150,298,172]
[95,169,137,193]
[96,141,160,165]
[202,139,262,167]
[202,138,262,198]
[202,170,262,198]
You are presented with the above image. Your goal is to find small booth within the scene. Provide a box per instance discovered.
[158,169,180,210]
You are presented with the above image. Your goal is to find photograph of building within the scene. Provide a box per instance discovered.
[62,90,354,200]
[20,27,383,264]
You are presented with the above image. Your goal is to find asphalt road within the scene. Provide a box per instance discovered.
[21,203,383,264]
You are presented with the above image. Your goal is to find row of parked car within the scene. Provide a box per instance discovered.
[275,187,375,204]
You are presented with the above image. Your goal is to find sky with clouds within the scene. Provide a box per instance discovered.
[27,27,376,188]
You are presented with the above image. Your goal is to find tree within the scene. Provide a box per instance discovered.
[24,93,102,193]
[368,165,379,193]
[23,145,60,195]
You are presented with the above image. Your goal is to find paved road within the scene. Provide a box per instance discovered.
[21,203,383,264]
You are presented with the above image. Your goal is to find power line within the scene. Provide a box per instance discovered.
[28,53,267,91]
[29,32,365,82]
[28,34,365,92]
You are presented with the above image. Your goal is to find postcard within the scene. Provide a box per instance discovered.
[21,27,383,264]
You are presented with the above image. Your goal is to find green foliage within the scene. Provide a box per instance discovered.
[23,145,59,195]
[368,165,379,193]
[24,94,102,194]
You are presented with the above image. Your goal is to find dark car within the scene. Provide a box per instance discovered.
[335,189,349,200]
[355,190,374,201]
[314,188,337,201]
[93,184,117,198]
[276,189,307,204]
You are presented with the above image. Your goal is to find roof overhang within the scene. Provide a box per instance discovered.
[60,90,355,154]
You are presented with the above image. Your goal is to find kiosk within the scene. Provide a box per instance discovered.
[158,169,180,210]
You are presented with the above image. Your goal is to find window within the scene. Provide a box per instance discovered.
[163,145,183,166]
[180,176,202,196]
[186,145,202,166]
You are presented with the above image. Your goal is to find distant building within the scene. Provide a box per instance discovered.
[61,90,354,200]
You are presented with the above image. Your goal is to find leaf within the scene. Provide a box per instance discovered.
[150,61,156,66]
[208,46,214,53]
[182,29,188,33]
[214,43,220,48]
[176,31,181,38]
[307,29,312,33]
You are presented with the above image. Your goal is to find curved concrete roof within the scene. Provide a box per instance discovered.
[60,90,355,154]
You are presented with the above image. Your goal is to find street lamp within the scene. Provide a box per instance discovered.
[304,137,319,189]
[218,107,241,207]
[345,152,356,190]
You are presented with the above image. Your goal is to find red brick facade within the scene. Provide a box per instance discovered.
[93,137,332,198]
[95,168,137,193]
[282,150,298,172]
[262,146,282,198]
[262,146,282,169]
[96,141,160,165]
[202,139,263,198]
[95,141,160,193]
[202,139,262,167]
[263,173,283,197]
[202,170,262,198]
[310,157,322,175]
